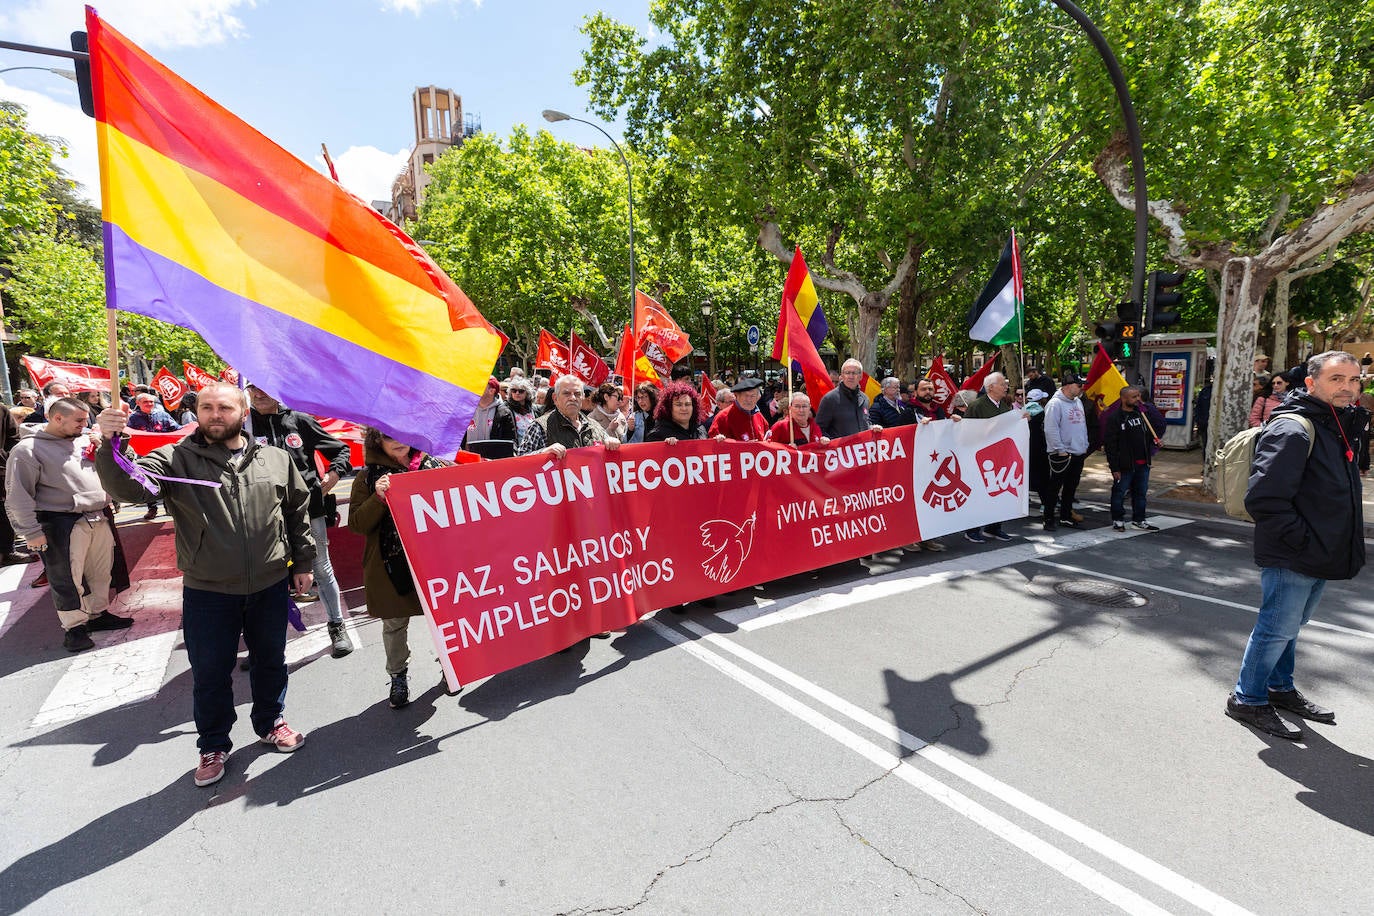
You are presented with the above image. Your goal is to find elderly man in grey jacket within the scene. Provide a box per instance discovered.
[1042,374,1090,530]
[6,397,131,651]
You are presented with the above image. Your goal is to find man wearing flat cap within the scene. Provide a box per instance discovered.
[709,376,769,441]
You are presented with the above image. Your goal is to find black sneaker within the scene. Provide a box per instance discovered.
[963,531,987,543]
[63,625,95,652]
[1042,518,1057,531]
[389,669,410,709]
[1268,688,1335,724]
[87,610,134,632]
[988,530,1013,542]
[1112,521,1126,532]
[1225,695,1302,740]
[327,621,354,658]
[1131,521,1160,531]
[1058,518,1080,529]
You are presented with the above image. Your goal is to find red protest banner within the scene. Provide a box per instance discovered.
[633,291,692,379]
[21,356,112,392]
[387,411,1028,689]
[182,361,218,391]
[152,366,188,411]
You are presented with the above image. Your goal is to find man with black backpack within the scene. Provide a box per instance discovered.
[1226,351,1366,740]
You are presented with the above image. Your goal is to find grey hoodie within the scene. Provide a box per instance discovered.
[5,430,110,539]
[1043,390,1089,456]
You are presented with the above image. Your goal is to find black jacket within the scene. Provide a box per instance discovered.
[868,396,915,428]
[461,399,517,449]
[1102,405,1154,473]
[1246,392,1367,580]
[816,385,871,439]
[249,408,350,519]
[644,417,706,442]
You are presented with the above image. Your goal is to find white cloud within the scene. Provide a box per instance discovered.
[0,0,253,50]
[314,145,410,204]
[0,80,99,202]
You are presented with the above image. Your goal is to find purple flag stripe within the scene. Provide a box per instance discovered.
[104,224,482,457]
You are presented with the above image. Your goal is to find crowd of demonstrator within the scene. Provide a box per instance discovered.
[15,349,1359,789]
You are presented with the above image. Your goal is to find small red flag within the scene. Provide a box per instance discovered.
[535,329,570,378]
[152,366,188,411]
[925,356,958,413]
[569,332,610,386]
[960,351,1000,392]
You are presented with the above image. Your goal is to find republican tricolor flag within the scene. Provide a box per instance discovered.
[88,8,503,456]
[771,247,828,367]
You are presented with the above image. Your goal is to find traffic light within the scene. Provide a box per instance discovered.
[1146,270,1187,332]
[71,31,95,118]
[1094,302,1139,360]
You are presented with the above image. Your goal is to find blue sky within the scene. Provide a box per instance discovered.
[0,0,654,203]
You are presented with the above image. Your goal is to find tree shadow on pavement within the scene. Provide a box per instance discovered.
[1257,725,1374,837]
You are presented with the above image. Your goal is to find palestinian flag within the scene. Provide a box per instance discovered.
[968,231,1023,347]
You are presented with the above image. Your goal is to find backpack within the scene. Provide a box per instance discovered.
[1215,414,1314,522]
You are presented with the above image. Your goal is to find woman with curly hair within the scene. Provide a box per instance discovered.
[348,427,450,709]
[645,381,708,444]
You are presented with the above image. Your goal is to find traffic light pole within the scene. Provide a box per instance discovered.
[1049,0,1150,384]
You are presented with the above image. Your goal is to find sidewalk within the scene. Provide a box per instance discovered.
[1074,446,1374,537]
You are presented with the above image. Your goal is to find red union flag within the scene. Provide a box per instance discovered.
[925,356,957,413]
[182,361,217,390]
[699,373,718,416]
[386,411,1028,689]
[535,329,570,377]
[152,366,188,411]
[569,332,610,386]
[633,291,692,378]
[220,366,240,385]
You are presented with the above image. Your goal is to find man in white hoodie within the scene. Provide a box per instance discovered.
[1042,374,1090,531]
[6,397,131,651]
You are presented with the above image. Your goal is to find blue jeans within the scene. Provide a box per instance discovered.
[183,578,290,752]
[1233,567,1326,705]
[1110,465,1150,523]
[310,515,346,623]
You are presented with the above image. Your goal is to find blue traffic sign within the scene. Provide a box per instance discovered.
[747,324,761,347]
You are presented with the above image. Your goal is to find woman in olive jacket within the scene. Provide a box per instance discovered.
[348,427,447,709]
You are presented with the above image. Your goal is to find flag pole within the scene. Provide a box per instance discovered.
[1013,227,1026,398]
[106,309,120,408]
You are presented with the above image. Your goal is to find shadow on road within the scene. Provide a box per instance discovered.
[882,669,989,757]
[1257,725,1374,836]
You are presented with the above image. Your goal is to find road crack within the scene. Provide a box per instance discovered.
[833,807,988,914]
[554,766,899,915]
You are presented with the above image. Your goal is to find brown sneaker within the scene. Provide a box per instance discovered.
[920,540,947,552]
[259,720,305,752]
[194,750,228,787]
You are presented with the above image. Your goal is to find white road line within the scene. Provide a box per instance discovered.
[1028,559,1374,641]
[657,617,1254,916]
[0,561,46,641]
[31,630,180,728]
[720,516,1193,632]
[648,619,1200,916]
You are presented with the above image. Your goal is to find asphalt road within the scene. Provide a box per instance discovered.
[2,502,1372,915]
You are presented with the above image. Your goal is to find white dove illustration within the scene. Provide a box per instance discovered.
[699,513,757,584]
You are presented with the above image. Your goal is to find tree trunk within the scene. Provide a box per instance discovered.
[893,249,923,379]
[1204,257,1272,480]
[851,291,888,370]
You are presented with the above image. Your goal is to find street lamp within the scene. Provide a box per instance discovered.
[541,109,637,326]
[699,299,715,378]
[0,66,78,81]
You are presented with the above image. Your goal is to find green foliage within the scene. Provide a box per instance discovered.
[0,102,65,264]
[5,231,220,370]
[414,128,780,362]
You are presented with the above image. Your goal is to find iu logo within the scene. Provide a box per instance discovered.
[976,438,1023,498]
[922,451,971,512]
[700,513,756,584]
[930,376,952,407]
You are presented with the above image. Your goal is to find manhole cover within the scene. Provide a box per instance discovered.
[1052,579,1148,608]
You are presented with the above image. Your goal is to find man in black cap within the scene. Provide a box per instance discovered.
[709,376,769,441]
[1042,373,1090,531]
